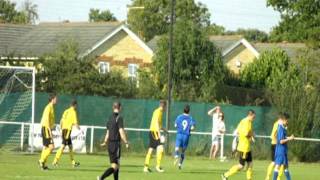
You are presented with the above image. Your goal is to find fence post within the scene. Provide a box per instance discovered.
[20,123,24,151]
[90,126,94,153]
[220,134,224,161]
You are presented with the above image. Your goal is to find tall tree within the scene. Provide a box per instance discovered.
[153,18,224,102]
[22,0,38,24]
[267,0,320,48]
[0,0,28,24]
[226,28,269,42]
[127,0,210,41]
[240,49,290,88]
[89,8,117,22]
[206,23,225,35]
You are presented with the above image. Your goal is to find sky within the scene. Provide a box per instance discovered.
[12,0,280,32]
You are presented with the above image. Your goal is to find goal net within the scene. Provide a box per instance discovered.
[0,66,35,152]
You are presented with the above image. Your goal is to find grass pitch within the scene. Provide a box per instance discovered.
[0,153,319,180]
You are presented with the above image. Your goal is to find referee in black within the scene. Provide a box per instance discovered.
[98,102,129,180]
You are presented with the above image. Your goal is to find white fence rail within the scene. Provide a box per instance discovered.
[1,121,320,158]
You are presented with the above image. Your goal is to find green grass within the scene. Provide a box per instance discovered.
[0,153,319,180]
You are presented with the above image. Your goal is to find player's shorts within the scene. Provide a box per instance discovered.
[212,135,221,146]
[62,129,72,146]
[275,154,288,166]
[175,133,190,150]
[271,144,276,161]
[108,141,121,164]
[41,127,53,147]
[238,151,252,166]
[149,131,161,149]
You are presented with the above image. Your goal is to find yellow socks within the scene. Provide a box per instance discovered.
[225,165,240,177]
[156,147,163,168]
[39,148,46,163]
[40,148,52,163]
[53,147,63,164]
[69,150,75,163]
[266,162,275,180]
[247,167,253,180]
[278,165,284,180]
[144,149,152,167]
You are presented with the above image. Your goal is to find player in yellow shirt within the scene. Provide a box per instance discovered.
[143,100,167,173]
[265,114,284,180]
[52,100,81,167]
[222,110,256,180]
[38,94,57,170]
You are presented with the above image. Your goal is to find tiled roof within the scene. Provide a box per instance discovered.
[253,42,306,59]
[146,35,161,52]
[147,35,305,60]
[209,35,243,50]
[0,22,122,57]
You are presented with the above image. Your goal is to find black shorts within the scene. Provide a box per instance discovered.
[238,151,252,166]
[108,141,121,164]
[271,144,276,161]
[149,131,161,149]
[41,127,53,147]
[62,129,72,146]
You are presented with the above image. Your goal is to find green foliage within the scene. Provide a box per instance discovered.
[127,0,210,41]
[153,18,224,102]
[22,0,38,24]
[205,23,225,35]
[0,0,29,24]
[88,8,117,22]
[296,48,320,89]
[266,68,320,161]
[267,0,320,48]
[37,39,136,98]
[225,28,269,42]
[0,0,37,24]
[240,49,290,88]
[135,70,164,99]
[249,47,320,161]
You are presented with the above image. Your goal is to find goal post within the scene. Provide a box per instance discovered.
[0,65,36,153]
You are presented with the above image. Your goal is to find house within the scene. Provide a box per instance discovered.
[0,22,153,79]
[148,35,305,75]
[210,35,259,74]
[209,35,305,74]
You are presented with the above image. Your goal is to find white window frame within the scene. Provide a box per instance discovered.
[98,62,110,74]
[128,63,139,78]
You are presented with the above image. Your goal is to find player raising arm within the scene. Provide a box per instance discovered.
[208,106,224,159]
[222,110,256,180]
[38,94,57,170]
[273,113,294,180]
[52,99,81,167]
[173,104,196,169]
[98,102,129,180]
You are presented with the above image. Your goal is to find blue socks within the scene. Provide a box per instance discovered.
[180,153,185,165]
[285,169,291,180]
[273,170,279,180]
[174,150,179,158]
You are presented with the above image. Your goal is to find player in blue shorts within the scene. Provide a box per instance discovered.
[173,104,196,169]
[273,112,294,180]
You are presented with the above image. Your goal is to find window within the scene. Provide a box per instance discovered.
[235,59,242,68]
[98,62,110,74]
[128,63,139,78]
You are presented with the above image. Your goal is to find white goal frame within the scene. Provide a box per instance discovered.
[0,65,36,153]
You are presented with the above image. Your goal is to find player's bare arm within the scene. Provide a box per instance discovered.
[207,106,219,116]
[119,128,129,148]
[101,130,109,146]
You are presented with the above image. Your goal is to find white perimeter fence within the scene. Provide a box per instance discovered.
[1,121,320,159]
